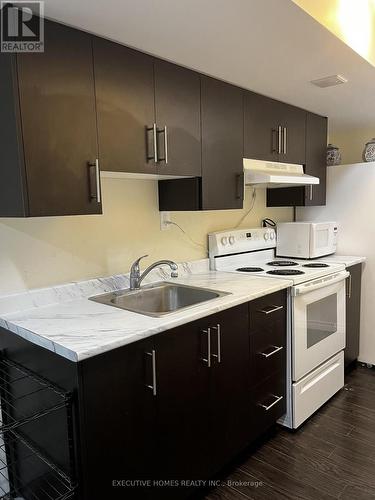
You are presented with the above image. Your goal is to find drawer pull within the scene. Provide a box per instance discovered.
[258,394,283,411]
[211,324,221,363]
[202,328,212,368]
[258,305,284,315]
[145,350,157,396]
[260,345,283,358]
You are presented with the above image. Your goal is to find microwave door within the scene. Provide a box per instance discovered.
[292,271,348,381]
[310,223,335,258]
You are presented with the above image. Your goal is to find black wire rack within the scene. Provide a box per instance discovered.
[0,357,77,499]
[0,429,76,500]
[0,358,71,433]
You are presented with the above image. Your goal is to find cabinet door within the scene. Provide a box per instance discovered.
[82,338,156,500]
[153,319,210,492]
[345,264,362,368]
[201,76,244,210]
[94,38,155,174]
[281,104,306,165]
[17,21,101,216]
[244,91,282,162]
[304,112,328,206]
[208,304,252,471]
[154,60,201,176]
[266,112,327,207]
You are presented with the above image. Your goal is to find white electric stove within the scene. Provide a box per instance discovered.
[209,227,348,428]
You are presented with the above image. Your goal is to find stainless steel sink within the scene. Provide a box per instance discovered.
[89,282,230,317]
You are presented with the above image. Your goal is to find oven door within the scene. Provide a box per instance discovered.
[310,223,337,258]
[292,271,348,381]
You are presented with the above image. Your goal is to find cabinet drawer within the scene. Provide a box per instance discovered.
[249,290,286,334]
[252,371,286,437]
[253,327,286,383]
[293,351,344,428]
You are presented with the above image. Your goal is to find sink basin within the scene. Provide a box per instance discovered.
[89,282,230,317]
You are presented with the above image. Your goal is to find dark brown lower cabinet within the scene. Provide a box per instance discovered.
[0,291,287,500]
[82,338,157,500]
[249,290,287,441]
[345,264,363,369]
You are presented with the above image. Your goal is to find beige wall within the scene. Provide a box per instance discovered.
[329,126,375,165]
[293,0,375,66]
[0,178,293,295]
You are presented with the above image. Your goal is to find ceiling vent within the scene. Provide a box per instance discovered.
[310,75,348,88]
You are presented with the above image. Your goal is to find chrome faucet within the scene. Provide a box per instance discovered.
[129,255,178,290]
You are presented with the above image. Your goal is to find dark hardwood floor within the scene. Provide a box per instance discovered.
[205,365,375,500]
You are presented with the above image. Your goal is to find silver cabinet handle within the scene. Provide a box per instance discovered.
[309,184,313,201]
[258,394,283,411]
[164,126,168,164]
[258,305,284,315]
[95,159,101,203]
[145,350,157,396]
[157,126,169,164]
[211,324,221,363]
[283,127,287,155]
[88,159,101,203]
[347,273,352,299]
[146,123,158,162]
[202,328,211,367]
[260,345,283,358]
[278,125,282,154]
[153,123,158,163]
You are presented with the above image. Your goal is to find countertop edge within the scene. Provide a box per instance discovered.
[0,279,291,362]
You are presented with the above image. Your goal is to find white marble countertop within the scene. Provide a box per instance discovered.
[0,260,291,362]
[320,255,366,267]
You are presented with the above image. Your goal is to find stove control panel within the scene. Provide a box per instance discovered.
[208,227,277,258]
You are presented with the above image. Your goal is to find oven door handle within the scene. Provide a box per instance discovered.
[292,271,349,296]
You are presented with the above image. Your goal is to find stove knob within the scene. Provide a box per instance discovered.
[264,232,270,241]
[221,236,228,246]
[270,232,275,240]
[229,236,235,245]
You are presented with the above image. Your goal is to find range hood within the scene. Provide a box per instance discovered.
[243,159,320,188]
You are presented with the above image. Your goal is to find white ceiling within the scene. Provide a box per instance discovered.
[42,0,375,131]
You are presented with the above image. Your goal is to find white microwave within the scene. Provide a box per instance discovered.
[276,222,338,259]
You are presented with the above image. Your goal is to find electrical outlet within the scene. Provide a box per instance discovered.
[160,211,171,230]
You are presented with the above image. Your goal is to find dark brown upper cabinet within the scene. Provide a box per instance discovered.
[93,38,155,175]
[0,20,101,217]
[244,91,306,165]
[154,60,201,176]
[94,40,201,177]
[304,112,328,206]
[244,92,284,162]
[201,76,244,210]
[281,103,307,165]
[158,76,244,211]
[266,111,327,207]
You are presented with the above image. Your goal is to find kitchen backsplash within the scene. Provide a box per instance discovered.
[0,177,292,295]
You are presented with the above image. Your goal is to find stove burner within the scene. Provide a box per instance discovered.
[302,263,330,268]
[267,269,305,276]
[236,267,264,272]
[267,260,299,267]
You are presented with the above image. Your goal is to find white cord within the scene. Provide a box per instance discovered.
[234,188,257,228]
[166,221,207,250]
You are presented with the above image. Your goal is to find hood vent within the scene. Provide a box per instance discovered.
[311,74,348,88]
[243,159,320,188]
